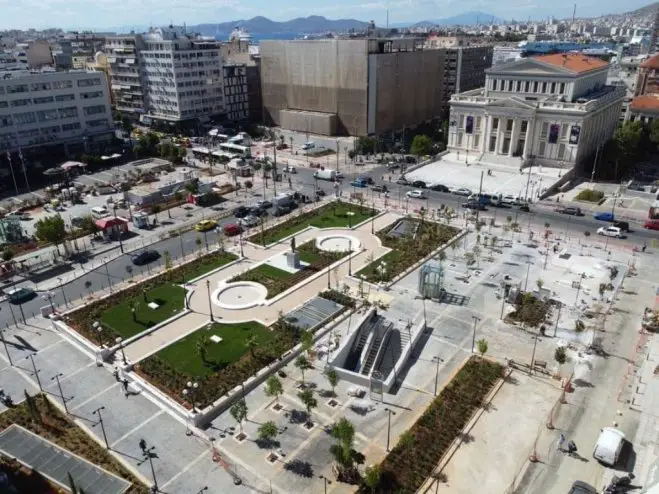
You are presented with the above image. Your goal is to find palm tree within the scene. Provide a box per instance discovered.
[297,388,317,424]
[264,375,283,405]
[230,399,248,434]
[295,355,311,384]
[325,368,339,396]
[245,334,258,360]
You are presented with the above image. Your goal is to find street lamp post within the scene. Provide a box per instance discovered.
[113,205,124,254]
[553,302,562,337]
[0,327,12,366]
[27,354,41,390]
[92,406,110,449]
[183,381,199,412]
[384,407,396,451]
[51,373,68,413]
[433,356,444,396]
[115,337,127,364]
[58,277,69,307]
[471,316,480,353]
[93,321,103,346]
[206,279,214,322]
[348,239,352,276]
[327,261,331,289]
[319,475,331,494]
[138,439,159,493]
[42,291,55,314]
[530,334,539,373]
[524,261,532,292]
[239,228,244,257]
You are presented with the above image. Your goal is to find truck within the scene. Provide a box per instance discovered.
[313,169,337,181]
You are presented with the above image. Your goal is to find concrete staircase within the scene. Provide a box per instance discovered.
[361,323,391,376]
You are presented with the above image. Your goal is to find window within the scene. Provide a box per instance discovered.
[55,94,75,102]
[7,84,28,94]
[41,125,60,135]
[489,135,497,152]
[540,122,548,139]
[77,78,101,88]
[10,99,31,107]
[31,82,51,92]
[521,120,528,133]
[83,105,106,116]
[58,107,78,119]
[492,118,499,130]
[62,122,81,131]
[456,133,463,147]
[538,141,546,157]
[475,116,482,130]
[86,118,108,128]
[52,80,73,90]
[0,116,12,128]
[533,81,539,93]
[524,81,530,92]
[0,102,7,108]
[473,134,480,149]
[81,91,103,99]
[0,87,4,95]
[458,115,464,128]
[33,96,54,105]
[551,82,556,93]
[13,112,36,125]
[559,82,566,94]
[492,79,498,91]
[36,109,58,122]
[542,82,547,93]
[506,119,514,132]
[560,124,569,139]
[18,129,39,139]
[558,143,566,159]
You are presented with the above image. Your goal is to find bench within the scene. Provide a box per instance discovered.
[533,360,547,369]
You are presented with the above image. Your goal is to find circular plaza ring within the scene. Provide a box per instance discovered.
[316,234,361,253]
[213,281,268,310]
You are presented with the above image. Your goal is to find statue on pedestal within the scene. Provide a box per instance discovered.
[291,236,296,252]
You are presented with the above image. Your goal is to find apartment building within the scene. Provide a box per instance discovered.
[0,69,114,158]
[223,64,248,121]
[448,54,624,168]
[440,45,493,116]
[106,35,146,116]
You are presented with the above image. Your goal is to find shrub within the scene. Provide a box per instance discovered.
[574,189,604,202]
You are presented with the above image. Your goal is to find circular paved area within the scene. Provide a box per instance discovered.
[316,234,361,253]
[213,281,268,310]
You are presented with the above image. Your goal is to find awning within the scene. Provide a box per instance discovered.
[95,217,128,230]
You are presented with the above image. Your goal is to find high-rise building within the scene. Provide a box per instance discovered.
[440,46,493,116]
[106,35,146,116]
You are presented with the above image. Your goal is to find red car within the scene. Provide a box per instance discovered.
[223,223,243,236]
[644,220,659,231]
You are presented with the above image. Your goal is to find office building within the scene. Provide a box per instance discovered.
[0,69,114,158]
[440,45,493,116]
[223,64,249,121]
[448,54,625,167]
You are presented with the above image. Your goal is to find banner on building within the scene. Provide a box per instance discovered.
[465,116,474,134]
[548,124,560,144]
[569,125,581,145]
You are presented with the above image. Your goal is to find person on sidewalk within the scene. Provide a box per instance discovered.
[122,378,129,397]
[566,440,577,456]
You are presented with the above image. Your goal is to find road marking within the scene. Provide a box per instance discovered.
[70,381,120,412]
[57,361,96,384]
[159,449,210,490]
[109,410,164,448]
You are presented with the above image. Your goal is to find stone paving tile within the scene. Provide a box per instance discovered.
[32,340,91,381]
[3,325,63,362]
[0,366,39,412]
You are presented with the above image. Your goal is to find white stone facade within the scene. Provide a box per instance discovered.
[448,56,625,168]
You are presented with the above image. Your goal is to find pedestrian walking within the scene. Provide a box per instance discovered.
[642,243,647,252]
[557,433,565,451]
[122,379,129,397]
[113,367,120,381]
[567,440,577,456]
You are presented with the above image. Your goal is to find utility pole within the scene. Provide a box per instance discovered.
[272,141,277,197]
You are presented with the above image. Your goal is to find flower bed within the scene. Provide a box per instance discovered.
[65,250,237,342]
[319,289,356,308]
[247,201,377,245]
[357,219,459,283]
[230,241,347,299]
[370,358,503,493]
[0,395,148,494]
[137,320,300,409]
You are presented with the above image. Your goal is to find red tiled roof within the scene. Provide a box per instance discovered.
[630,94,659,111]
[534,53,608,74]
[640,54,659,70]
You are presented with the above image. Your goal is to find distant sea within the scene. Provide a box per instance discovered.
[214,32,299,44]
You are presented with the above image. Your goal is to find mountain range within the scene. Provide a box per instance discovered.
[191,16,368,37]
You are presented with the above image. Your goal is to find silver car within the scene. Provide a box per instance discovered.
[239,215,260,228]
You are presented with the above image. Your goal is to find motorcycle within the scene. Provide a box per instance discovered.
[603,473,635,493]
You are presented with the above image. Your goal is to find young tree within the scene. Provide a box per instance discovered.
[257,420,278,448]
[230,399,248,433]
[245,334,258,360]
[163,250,172,270]
[554,346,567,375]
[363,464,382,494]
[437,250,447,264]
[476,338,488,357]
[295,355,311,384]
[196,335,210,363]
[410,134,432,157]
[84,280,93,296]
[34,214,67,256]
[150,204,162,224]
[297,388,317,423]
[536,278,544,291]
[330,417,357,469]
[264,375,283,405]
[300,329,313,356]
[325,367,339,396]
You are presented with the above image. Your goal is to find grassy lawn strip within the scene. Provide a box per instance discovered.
[138,320,300,409]
[251,263,290,280]
[357,219,459,283]
[100,284,186,339]
[0,394,147,494]
[370,358,503,493]
[182,251,238,280]
[248,202,377,245]
[153,321,274,378]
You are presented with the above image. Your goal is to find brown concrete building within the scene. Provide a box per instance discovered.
[260,38,455,137]
[634,53,659,96]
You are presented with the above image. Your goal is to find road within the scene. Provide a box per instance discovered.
[2,163,656,329]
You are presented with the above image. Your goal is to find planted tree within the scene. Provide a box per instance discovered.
[84,280,92,296]
[476,338,488,357]
[164,250,172,270]
[230,399,248,434]
[575,320,585,332]
[363,464,382,494]
[264,375,284,405]
[196,334,210,363]
[245,334,258,360]
[1,247,14,262]
[300,329,313,356]
[325,367,339,396]
[295,355,311,384]
[410,134,433,157]
[554,346,567,375]
[536,278,544,291]
[257,420,278,449]
[34,214,67,256]
[297,388,317,424]
[329,417,363,482]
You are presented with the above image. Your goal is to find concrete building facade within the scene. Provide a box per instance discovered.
[448,54,625,168]
[440,46,493,116]
[260,38,456,137]
[105,35,146,116]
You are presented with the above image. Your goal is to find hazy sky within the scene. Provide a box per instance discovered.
[0,0,651,31]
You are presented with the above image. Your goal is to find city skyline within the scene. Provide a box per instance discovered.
[0,0,655,31]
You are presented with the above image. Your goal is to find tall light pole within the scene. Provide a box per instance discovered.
[26,353,41,390]
[138,439,159,493]
[384,407,396,451]
[319,475,331,494]
[93,321,103,346]
[115,337,127,364]
[0,324,12,366]
[42,291,55,314]
[113,205,124,254]
[530,334,539,373]
[524,261,532,292]
[471,316,480,353]
[433,356,444,396]
[553,302,562,337]
[183,381,199,412]
[206,279,214,322]
[92,406,110,449]
[51,373,68,414]
[348,239,352,276]
[58,277,69,307]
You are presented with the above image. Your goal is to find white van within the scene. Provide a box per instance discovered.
[91,206,109,219]
[593,427,625,466]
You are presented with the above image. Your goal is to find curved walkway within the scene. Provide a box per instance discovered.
[124,211,400,362]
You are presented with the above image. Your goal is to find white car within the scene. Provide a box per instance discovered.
[597,226,623,238]
[406,190,426,199]
[283,165,297,173]
[453,188,472,196]
[301,141,315,150]
[502,195,517,205]
[239,215,260,228]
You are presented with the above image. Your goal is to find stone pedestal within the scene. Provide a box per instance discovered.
[286,252,300,269]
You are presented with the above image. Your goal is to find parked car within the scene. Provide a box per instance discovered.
[396,177,409,185]
[131,250,161,266]
[597,226,624,238]
[644,219,659,230]
[463,202,486,210]
[315,188,326,197]
[223,223,243,236]
[301,141,315,150]
[613,220,630,232]
[255,200,272,209]
[7,287,36,304]
[594,212,615,222]
[350,179,368,188]
[283,165,297,173]
[568,481,598,494]
[195,219,218,232]
[430,184,450,192]
[518,203,531,212]
[249,206,268,217]
[411,180,427,189]
[371,184,388,193]
[386,161,400,170]
[239,215,260,227]
[559,207,583,216]
[453,188,472,196]
[358,176,374,185]
[406,190,426,199]
[233,205,249,218]
[272,205,292,217]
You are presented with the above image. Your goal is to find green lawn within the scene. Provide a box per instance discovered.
[254,202,377,244]
[251,263,290,279]
[355,250,404,281]
[153,321,274,378]
[181,251,237,281]
[100,284,186,338]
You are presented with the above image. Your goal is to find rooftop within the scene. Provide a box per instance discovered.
[534,53,609,74]
[630,94,659,111]
[640,53,659,70]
